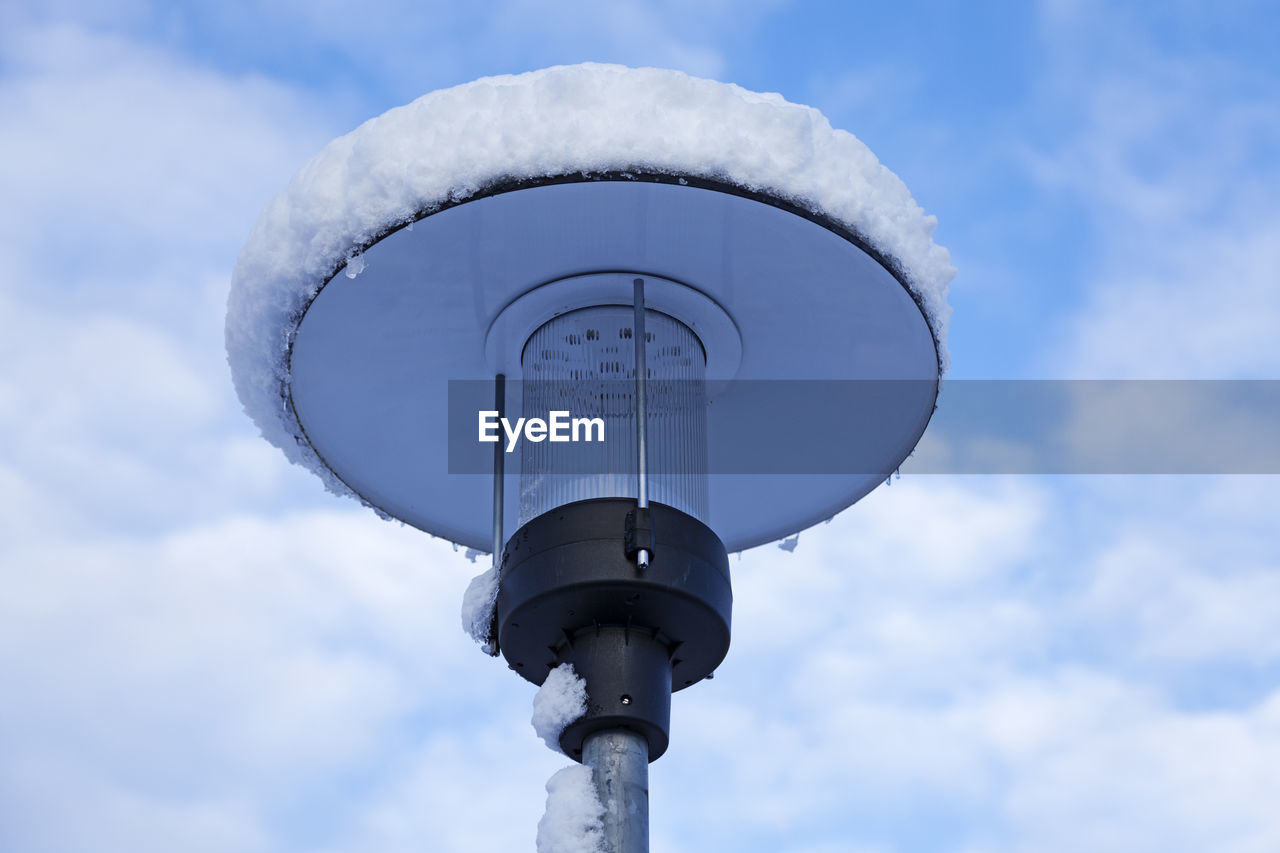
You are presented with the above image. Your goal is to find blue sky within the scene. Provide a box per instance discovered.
[2,1,1279,851]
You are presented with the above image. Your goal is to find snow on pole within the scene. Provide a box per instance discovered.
[532,663,589,753]
[531,665,647,852]
[532,665,609,852]
[537,765,606,853]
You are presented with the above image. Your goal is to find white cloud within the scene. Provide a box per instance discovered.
[1063,477,1280,668]
[486,0,784,79]
[648,476,1280,851]
[5,470,1278,851]
[0,24,336,268]
[991,678,1280,853]
[2,752,271,853]
[1022,3,1280,377]
[0,23,344,535]
[490,0,725,77]
[0,274,324,536]
[1057,219,1280,378]
[0,508,536,849]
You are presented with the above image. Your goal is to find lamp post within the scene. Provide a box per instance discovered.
[227,64,951,852]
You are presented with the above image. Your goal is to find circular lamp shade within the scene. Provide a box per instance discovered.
[227,64,954,552]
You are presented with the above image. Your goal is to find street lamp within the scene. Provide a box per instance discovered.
[228,63,951,852]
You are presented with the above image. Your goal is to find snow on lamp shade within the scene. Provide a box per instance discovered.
[233,63,951,552]
[519,306,709,527]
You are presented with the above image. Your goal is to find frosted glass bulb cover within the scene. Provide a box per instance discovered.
[519,306,709,526]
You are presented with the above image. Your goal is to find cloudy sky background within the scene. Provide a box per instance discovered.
[2,1,1278,851]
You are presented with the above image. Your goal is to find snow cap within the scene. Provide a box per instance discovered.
[226,63,954,510]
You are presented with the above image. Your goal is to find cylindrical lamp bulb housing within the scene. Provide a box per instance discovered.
[519,306,708,526]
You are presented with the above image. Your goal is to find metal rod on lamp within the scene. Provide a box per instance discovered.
[633,278,650,570]
[481,373,506,656]
[492,373,506,565]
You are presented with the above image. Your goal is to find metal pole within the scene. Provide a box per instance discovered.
[588,288,650,852]
[584,729,649,853]
[632,278,650,570]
